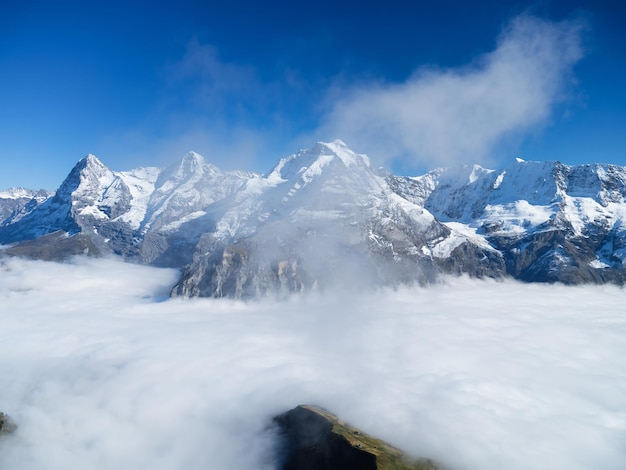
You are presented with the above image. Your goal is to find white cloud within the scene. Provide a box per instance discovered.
[317,14,586,168]
[0,257,625,469]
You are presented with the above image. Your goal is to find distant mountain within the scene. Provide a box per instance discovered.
[0,187,50,225]
[1,141,625,296]
[390,158,626,283]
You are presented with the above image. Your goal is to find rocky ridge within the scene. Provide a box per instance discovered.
[273,405,440,470]
[1,141,626,297]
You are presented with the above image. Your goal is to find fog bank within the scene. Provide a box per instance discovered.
[0,257,624,469]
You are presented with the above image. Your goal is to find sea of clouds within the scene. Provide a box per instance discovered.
[0,256,625,469]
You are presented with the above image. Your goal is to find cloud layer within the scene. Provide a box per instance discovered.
[318,14,585,168]
[0,257,624,469]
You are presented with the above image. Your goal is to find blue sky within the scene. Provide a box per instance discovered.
[1,0,625,190]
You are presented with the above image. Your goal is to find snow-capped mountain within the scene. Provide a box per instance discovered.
[0,152,256,266]
[1,141,625,296]
[172,140,503,297]
[0,187,50,225]
[391,158,626,283]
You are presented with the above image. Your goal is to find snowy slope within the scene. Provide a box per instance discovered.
[140,151,255,234]
[115,167,161,229]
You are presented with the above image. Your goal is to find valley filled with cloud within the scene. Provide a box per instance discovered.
[0,256,624,469]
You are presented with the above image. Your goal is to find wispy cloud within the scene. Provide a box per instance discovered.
[166,40,261,117]
[0,257,624,469]
[106,40,297,173]
[108,14,587,175]
[316,14,586,168]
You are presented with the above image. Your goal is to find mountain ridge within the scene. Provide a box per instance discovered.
[2,142,625,297]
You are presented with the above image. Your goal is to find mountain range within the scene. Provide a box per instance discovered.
[1,140,625,297]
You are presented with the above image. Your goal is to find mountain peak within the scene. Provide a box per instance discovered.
[52,154,115,202]
[173,151,207,174]
[182,151,205,166]
[312,139,348,152]
[312,139,369,168]
[80,153,106,169]
[157,151,221,186]
[64,154,108,179]
[69,154,112,182]
[268,140,371,184]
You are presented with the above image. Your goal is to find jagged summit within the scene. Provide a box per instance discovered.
[311,139,370,167]
[57,154,114,195]
[82,153,103,164]
[69,154,112,185]
[71,153,108,177]
[268,140,371,184]
[158,151,220,185]
[184,150,204,162]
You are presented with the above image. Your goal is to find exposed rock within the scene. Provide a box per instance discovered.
[273,405,441,470]
[0,412,17,436]
[2,230,100,261]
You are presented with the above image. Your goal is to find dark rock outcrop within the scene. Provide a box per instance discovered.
[2,230,99,261]
[0,412,17,436]
[273,405,441,470]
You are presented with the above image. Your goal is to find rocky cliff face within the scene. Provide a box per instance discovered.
[2,142,626,297]
[273,405,440,470]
